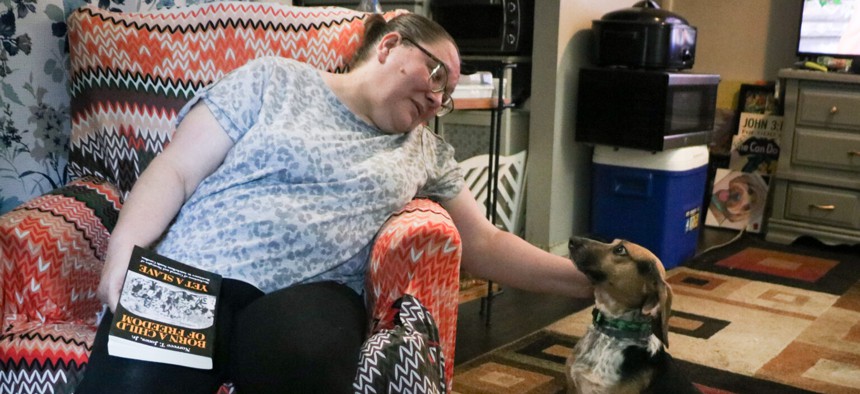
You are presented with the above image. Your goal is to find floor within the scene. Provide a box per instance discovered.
[453,226,744,366]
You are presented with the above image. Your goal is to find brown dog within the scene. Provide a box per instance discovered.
[566,237,699,394]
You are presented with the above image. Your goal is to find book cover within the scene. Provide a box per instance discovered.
[729,112,783,176]
[705,168,770,233]
[108,246,221,369]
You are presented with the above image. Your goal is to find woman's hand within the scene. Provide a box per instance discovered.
[94,103,235,312]
[441,188,594,299]
[98,242,134,312]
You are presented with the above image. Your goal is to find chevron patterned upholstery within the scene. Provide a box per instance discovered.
[1,176,121,393]
[0,3,461,393]
[67,2,373,197]
[356,295,447,392]
[367,199,462,389]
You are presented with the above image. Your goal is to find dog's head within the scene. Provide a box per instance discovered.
[569,236,673,346]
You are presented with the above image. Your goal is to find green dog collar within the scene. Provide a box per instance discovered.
[591,308,652,340]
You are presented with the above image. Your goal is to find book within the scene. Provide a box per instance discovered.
[728,112,783,176]
[108,246,221,369]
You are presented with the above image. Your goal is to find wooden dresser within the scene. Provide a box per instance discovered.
[766,69,860,245]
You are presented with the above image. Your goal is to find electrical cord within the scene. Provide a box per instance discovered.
[697,227,746,256]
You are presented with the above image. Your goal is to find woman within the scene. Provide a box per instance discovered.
[77,12,592,394]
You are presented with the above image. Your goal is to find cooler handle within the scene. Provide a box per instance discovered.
[612,173,653,198]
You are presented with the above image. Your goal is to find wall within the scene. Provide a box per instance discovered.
[524,0,634,255]
[0,0,77,213]
[666,0,801,108]
[667,0,800,83]
[524,0,802,254]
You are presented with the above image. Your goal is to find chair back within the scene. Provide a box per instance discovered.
[67,2,390,198]
[458,150,528,235]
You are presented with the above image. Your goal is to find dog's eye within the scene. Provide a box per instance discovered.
[613,245,628,256]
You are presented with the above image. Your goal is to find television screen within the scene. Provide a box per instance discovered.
[797,0,860,58]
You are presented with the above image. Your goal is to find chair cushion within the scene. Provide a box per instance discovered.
[66,2,375,197]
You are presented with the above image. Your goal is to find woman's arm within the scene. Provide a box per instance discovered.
[98,103,234,311]
[440,188,593,299]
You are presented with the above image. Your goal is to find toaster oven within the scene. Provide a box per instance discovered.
[431,0,533,56]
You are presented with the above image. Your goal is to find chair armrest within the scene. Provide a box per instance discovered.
[0,176,121,326]
[366,198,461,388]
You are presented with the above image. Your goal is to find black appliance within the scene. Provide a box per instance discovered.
[296,0,428,16]
[592,0,696,70]
[576,67,719,151]
[430,0,533,56]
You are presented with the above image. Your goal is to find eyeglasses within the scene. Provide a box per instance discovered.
[401,36,454,117]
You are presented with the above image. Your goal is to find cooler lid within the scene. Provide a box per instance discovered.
[592,145,709,172]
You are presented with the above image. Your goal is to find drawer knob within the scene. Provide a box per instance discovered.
[830,106,839,114]
[809,204,836,211]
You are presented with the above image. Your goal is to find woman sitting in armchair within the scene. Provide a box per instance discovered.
[76,12,593,394]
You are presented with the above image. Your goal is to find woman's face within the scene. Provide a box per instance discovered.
[374,34,460,134]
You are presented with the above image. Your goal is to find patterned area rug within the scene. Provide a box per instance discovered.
[452,236,860,393]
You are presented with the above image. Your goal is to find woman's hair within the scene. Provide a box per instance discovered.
[350,13,457,68]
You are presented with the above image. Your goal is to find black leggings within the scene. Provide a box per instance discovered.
[76,280,368,394]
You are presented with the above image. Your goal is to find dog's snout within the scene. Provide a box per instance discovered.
[569,237,588,255]
[569,235,609,252]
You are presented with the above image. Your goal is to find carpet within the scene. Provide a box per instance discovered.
[452,236,860,393]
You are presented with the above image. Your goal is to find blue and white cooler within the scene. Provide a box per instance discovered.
[590,145,709,269]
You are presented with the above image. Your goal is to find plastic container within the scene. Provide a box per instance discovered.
[590,145,709,269]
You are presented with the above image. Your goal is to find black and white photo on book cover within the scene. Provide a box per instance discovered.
[108,246,222,369]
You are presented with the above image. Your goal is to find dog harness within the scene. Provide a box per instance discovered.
[591,308,652,340]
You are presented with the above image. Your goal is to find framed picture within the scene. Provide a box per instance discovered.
[737,83,778,115]
[705,168,770,233]
[731,83,778,136]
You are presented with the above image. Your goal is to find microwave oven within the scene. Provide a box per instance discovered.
[575,67,719,151]
[430,0,533,56]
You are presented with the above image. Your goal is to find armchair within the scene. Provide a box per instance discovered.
[0,3,461,393]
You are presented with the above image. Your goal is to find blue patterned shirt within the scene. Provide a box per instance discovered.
[154,57,463,294]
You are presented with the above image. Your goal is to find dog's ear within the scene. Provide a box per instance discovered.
[641,262,673,347]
